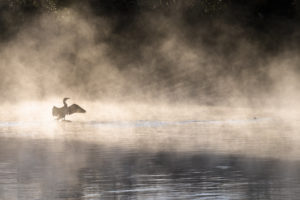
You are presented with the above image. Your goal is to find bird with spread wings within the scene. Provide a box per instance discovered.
[52,98,86,120]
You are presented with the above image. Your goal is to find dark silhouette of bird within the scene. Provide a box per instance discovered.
[52,98,86,120]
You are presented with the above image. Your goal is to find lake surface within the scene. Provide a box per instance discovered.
[1,118,300,199]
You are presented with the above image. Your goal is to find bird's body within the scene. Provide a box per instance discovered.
[52,98,86,120]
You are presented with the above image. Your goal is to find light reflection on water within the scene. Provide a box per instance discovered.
[0,119,300,199]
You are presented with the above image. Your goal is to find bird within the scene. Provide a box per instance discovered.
[52,98,86,120]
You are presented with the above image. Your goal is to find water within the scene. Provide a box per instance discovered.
[1,118,300,199]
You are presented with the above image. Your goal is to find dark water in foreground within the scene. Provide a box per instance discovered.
[0,119,300,199]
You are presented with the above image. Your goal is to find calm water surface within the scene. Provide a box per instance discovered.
[0,119,300,199]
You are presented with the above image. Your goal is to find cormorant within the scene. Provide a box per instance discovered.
[52,98,86,120]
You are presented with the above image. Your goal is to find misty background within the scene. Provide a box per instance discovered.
[2,2,300,199]
[1,0,300,107]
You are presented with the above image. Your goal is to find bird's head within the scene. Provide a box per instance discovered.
[63,97,70,104]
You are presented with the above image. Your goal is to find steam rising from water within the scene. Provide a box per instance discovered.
[0,5,298,107]
[2,3,300,200]
[1,2,300,160]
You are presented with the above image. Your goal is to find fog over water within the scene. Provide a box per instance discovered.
[1,0,300,199]
[0,0,299,106]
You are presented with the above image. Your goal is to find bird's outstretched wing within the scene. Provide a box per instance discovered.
[68,104,86,115]
[52,106,59,116]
